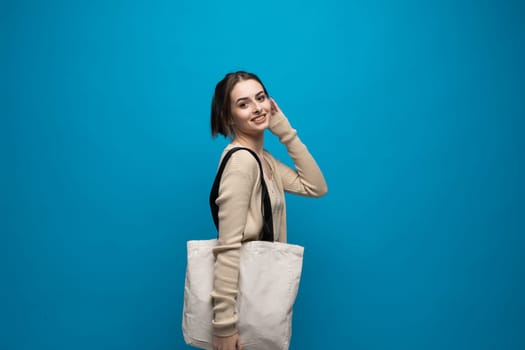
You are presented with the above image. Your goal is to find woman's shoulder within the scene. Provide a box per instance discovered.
[219,144,261,176]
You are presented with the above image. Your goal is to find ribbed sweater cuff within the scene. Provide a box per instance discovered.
[212,318,238,337]
[269,112,297,144]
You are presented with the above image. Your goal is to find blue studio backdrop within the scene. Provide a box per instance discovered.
[3,0,524,349]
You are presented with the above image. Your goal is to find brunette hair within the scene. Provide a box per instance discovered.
[211,71,269,138]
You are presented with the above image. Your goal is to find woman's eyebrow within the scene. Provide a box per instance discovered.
[235,90,265,103]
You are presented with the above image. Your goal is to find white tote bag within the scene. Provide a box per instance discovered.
[182,239,304,350]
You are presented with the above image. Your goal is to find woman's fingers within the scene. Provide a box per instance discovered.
[270,97,280,114]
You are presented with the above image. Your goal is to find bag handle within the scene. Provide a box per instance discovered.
[209,147,274,242]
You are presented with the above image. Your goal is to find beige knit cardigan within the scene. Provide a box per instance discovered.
[211,111,328,337]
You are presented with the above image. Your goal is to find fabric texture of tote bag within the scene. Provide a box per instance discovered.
[182,147,304,350]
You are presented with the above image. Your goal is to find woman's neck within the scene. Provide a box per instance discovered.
[232,134,264,157]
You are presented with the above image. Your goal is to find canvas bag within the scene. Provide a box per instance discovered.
[182,147,304,350]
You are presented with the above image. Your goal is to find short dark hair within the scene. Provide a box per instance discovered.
[211,71,269,138]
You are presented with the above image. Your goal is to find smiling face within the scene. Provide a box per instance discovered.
[229,79,271,139]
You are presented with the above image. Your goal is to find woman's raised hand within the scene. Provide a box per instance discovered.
[270,97,281,116]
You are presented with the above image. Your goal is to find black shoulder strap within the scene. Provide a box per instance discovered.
[209,147,274,242]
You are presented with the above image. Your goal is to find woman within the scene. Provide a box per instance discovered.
[210,71,328,350]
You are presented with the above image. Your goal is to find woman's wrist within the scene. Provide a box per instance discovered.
[268,112,297,144]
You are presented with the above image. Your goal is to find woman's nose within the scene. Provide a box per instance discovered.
[253,103,262,114]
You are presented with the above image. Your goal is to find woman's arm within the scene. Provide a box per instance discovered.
[269,98,328,197]
[211,150,260,337]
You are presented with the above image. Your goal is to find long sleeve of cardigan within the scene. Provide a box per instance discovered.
[269,111,328,197]
[210,150,260,337]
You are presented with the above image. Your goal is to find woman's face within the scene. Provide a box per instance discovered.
[229,79,271,138]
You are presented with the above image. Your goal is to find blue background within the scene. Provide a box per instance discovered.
[3,0,524,349]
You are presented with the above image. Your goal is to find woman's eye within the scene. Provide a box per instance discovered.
[239,103,248,108]
[257,95,266,101]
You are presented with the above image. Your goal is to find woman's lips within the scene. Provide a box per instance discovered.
[252,114,267,124]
